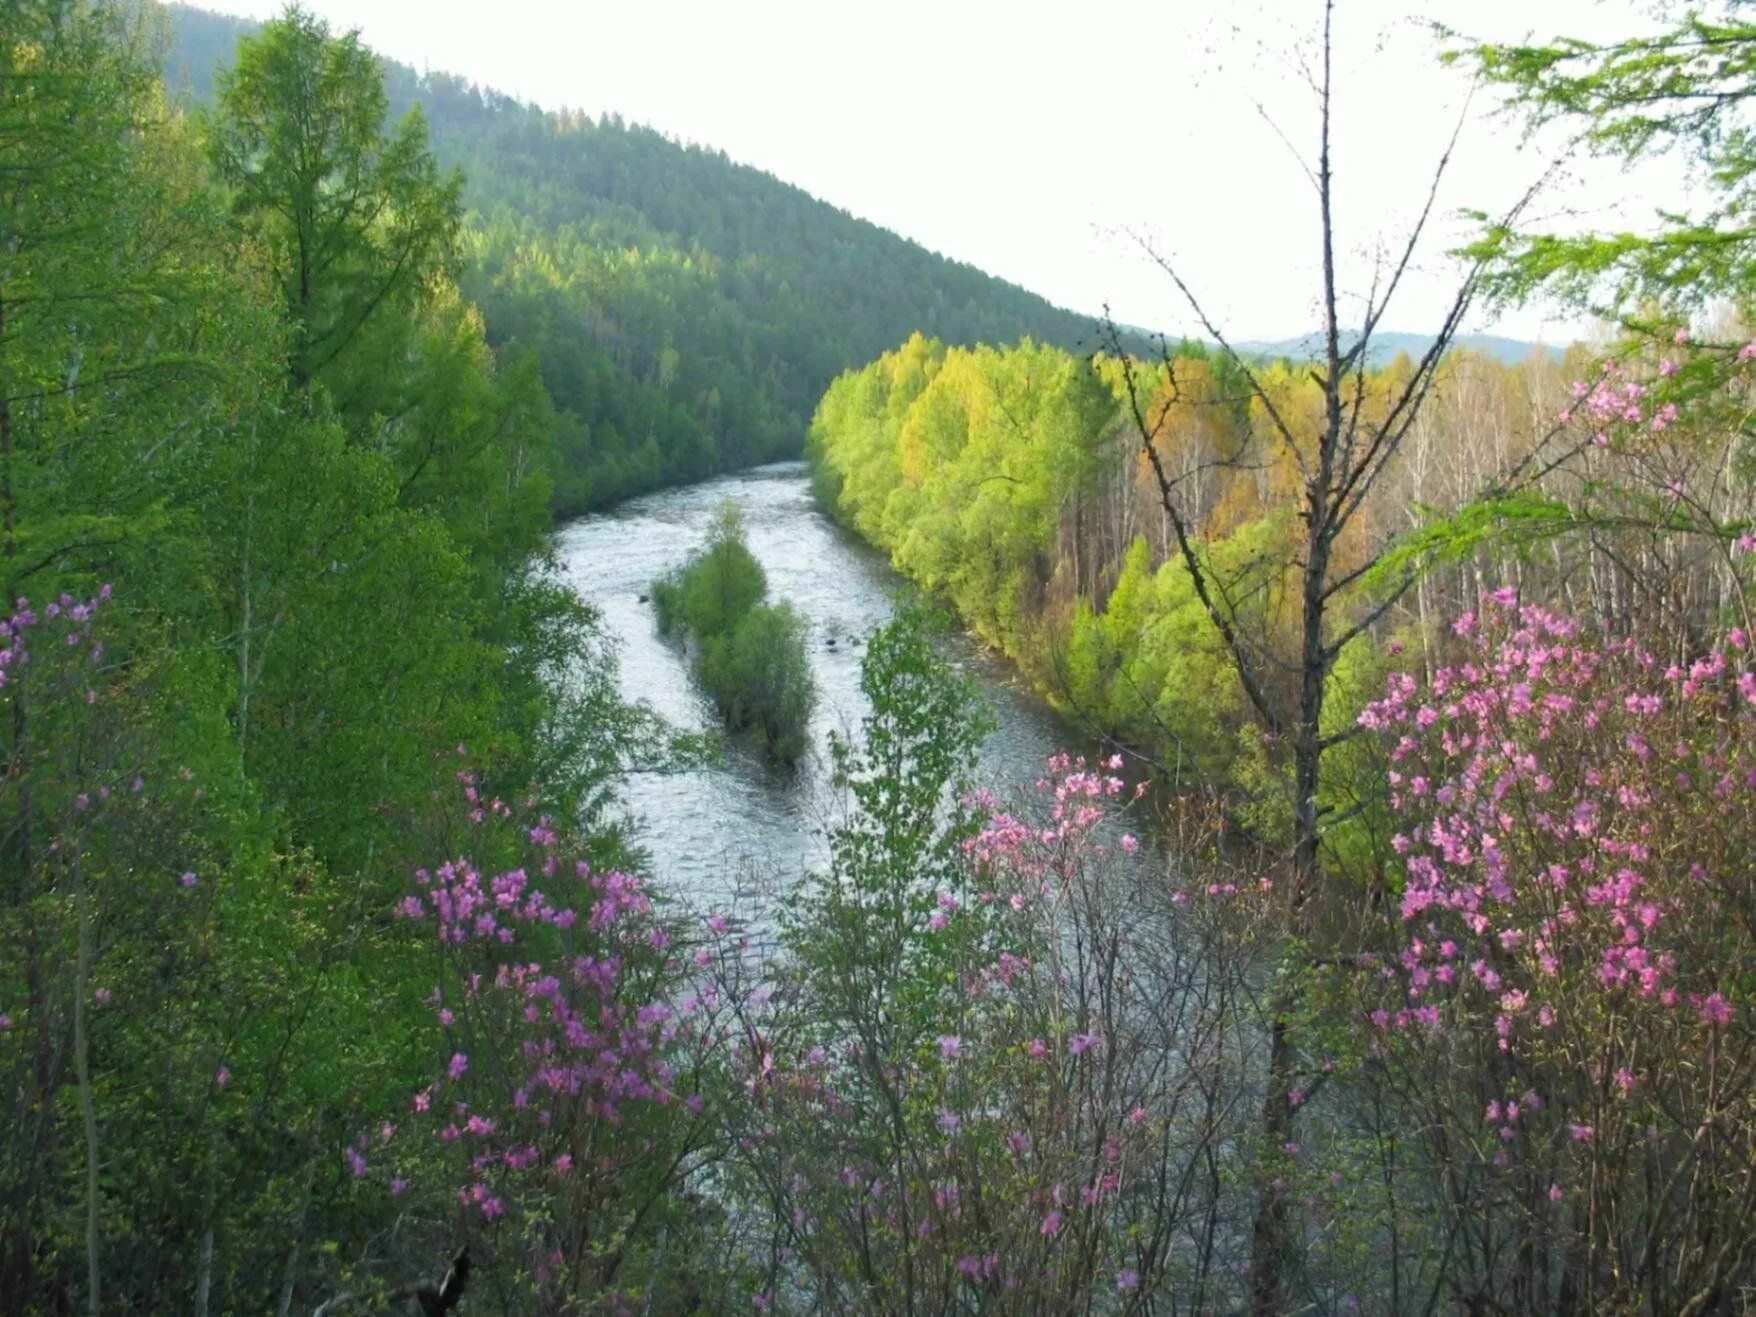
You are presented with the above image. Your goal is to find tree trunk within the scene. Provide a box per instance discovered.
[73,850,102,1316]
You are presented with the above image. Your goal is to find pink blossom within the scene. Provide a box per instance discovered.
[1697,992,1733,1027]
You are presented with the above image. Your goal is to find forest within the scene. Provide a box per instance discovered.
[2,0,1753,1314]
[160,4,1145,512]
[807,334,1620,824]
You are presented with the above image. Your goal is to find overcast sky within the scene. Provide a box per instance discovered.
[196,0,1681,344]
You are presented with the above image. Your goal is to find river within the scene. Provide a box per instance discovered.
[553,461,1081,906]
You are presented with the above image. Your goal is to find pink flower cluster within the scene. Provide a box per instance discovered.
[1362,590,1747,1152]
[1556,357,1695,448]
[961,753,1142,908]
[0,587,110,694]
[383,783,701,1244]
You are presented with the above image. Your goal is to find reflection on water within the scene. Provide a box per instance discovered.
[554,462,1080,905]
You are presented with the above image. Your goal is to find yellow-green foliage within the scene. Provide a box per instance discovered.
[811,337,1393,807]
[812,335,1117,647]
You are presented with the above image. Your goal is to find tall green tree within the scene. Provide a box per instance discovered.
[0,0,242,596]
[208,4,460,399]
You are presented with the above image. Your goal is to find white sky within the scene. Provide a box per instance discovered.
[197,0,1685,343]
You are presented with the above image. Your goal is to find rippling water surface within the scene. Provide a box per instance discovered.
[554,463,1078,904]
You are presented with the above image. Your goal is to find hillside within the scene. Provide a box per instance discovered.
[161,5,1146,509]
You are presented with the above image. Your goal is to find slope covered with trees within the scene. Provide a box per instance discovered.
[809,333,1610,815]
[160,3,1142,510]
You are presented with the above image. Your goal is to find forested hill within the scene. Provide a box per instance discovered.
[161,5,1139,510]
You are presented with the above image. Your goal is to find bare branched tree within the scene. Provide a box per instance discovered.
[1100,4,1541,1308]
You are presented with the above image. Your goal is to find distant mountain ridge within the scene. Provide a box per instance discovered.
[159,5,1153,508]
[1234,331,1564,367]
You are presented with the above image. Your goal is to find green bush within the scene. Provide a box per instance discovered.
[654,502,816,763]
[653,503,768,639]
[700,603,817,761]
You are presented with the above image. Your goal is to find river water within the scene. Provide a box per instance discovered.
[553,462,1079,905]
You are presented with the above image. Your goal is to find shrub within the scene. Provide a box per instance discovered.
[370,773,739,1310]
[703,609,1269,1312]
[653,501,816,764]
[653,503,767,640]
[1355,590,1755,1312]
[699,603,817,761]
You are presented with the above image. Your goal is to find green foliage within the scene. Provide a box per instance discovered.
[654,502,816,763]
[1452,6,1756,317]
[1365,490,1581,591]
[810,337,1307,800]
[700,603,816,762]
[209,5,462,395]
[161,4,1154,510]
[811,335,1121,653]
[653,503,767,639]
[782,603,993,1058]
[0,5,652,1308]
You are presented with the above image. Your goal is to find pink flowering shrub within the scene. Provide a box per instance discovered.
[719,744,1266,1313]
[378,772,734,1310]
[1358,590,1755,1311]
